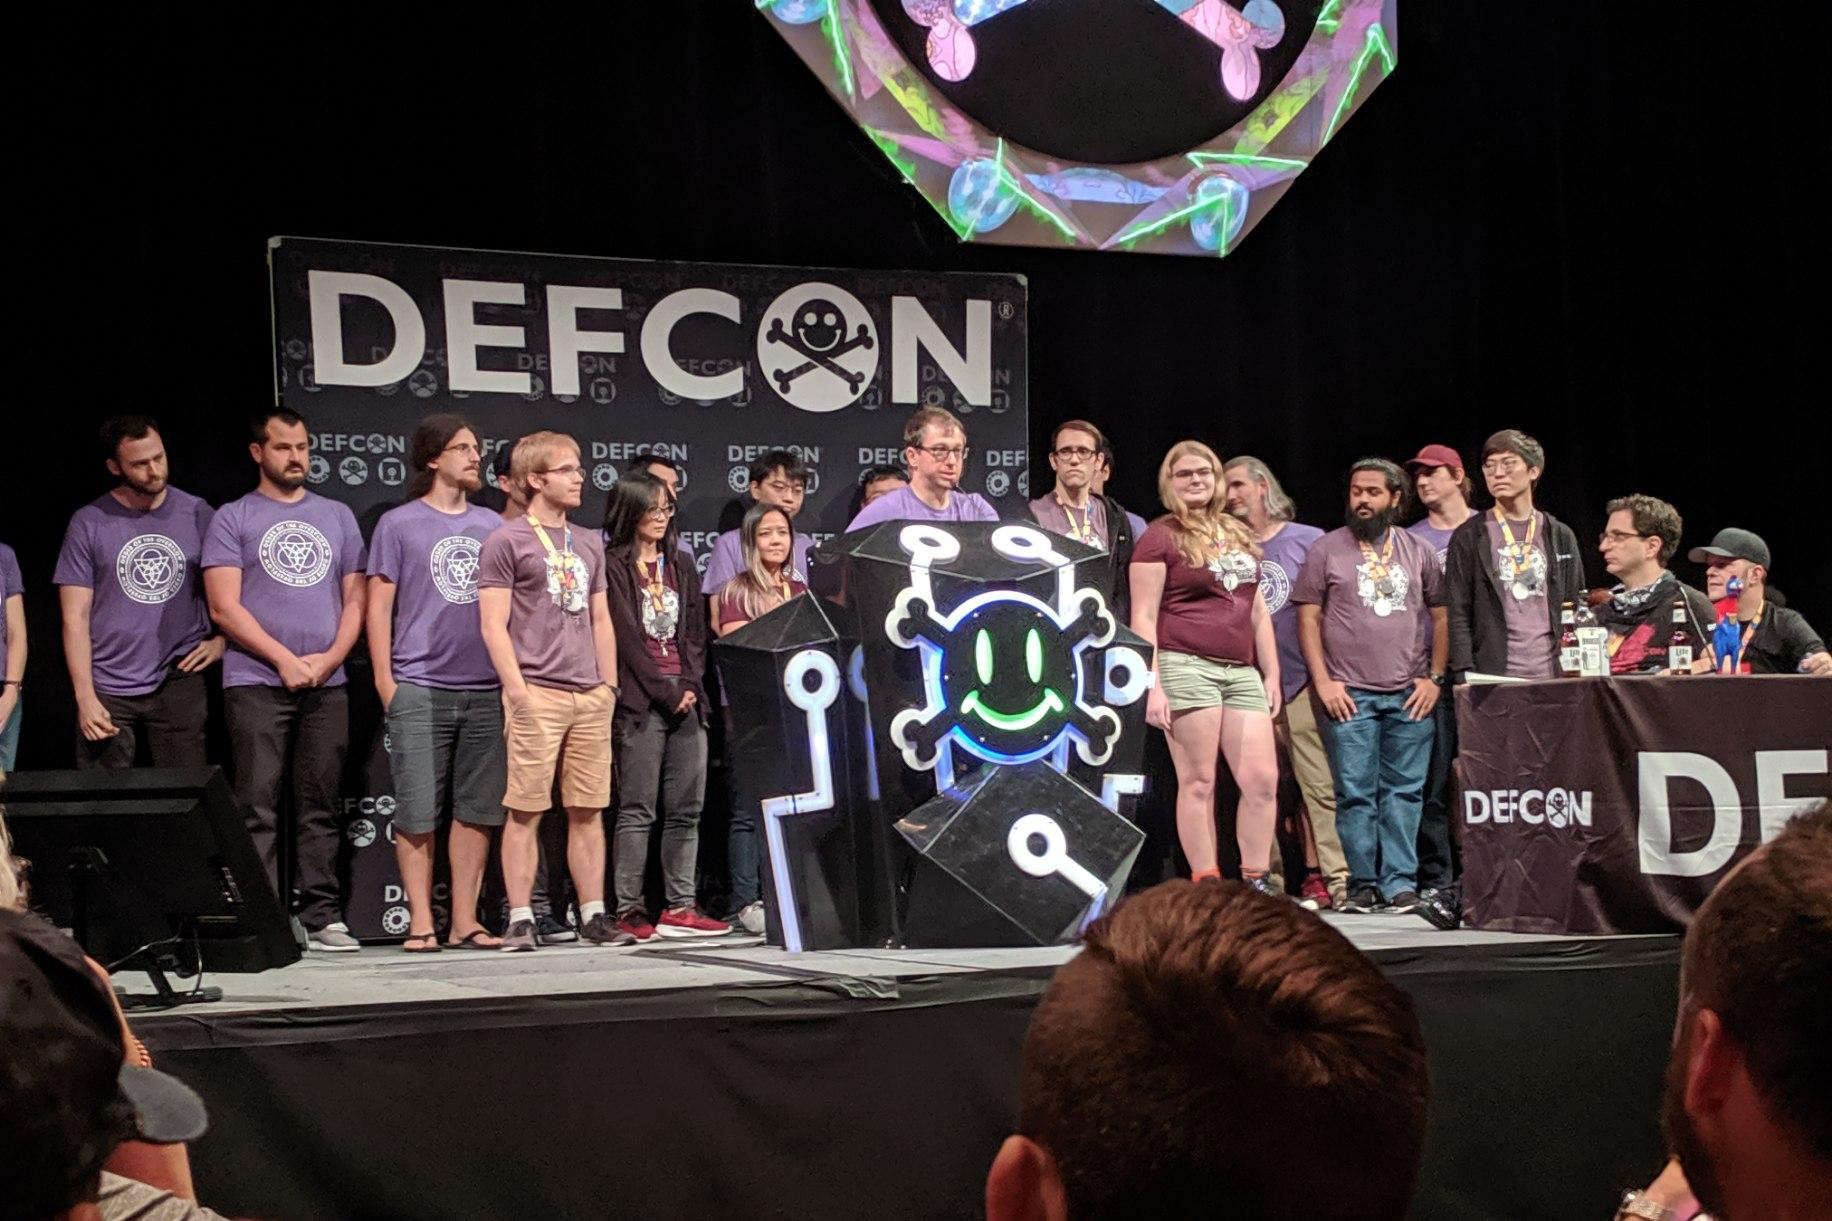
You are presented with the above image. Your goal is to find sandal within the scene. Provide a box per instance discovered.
[402,933,442,953]
[447,929,502,950]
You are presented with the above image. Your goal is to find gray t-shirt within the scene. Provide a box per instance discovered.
[1028,494,1110,550]
[97,1171,230,1220]
[1292,526,1443,693]
[200,489,366,688]
[54,489,216,696]
[477,516,608,692]
[368,499,502,690]
[1485,512,1556,678]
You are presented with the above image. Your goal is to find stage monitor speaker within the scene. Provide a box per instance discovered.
[1,767,300,1007]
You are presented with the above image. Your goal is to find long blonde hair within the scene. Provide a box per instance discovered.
[1156,440,1258,570]
[723,503,799,622]
[1,810,26,912]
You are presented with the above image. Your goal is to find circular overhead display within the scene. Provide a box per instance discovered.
[868,0,1321,165]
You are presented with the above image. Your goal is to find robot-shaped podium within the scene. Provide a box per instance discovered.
[714,522,1151,950]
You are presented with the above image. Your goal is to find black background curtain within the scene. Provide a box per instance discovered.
[10,2,1822,765]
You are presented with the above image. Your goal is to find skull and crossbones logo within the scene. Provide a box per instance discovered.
[765,297,876,395]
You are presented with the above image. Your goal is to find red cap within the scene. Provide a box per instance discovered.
[1404,444,1464,473]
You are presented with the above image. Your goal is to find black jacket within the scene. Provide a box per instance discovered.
[605,544,709,725]
[1025,492,1136,621]
[1445,509,1585,678]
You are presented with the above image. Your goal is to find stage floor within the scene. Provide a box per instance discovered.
[120,912,1572,1016]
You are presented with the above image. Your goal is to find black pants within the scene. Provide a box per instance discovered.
[1416,695,1460,889]
[75,671,209,770]
[226,684,349,929]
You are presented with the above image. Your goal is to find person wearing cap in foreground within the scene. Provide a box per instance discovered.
[1688,528,1830,676]
[1403,443,1478,573]
[0,907,230,1221]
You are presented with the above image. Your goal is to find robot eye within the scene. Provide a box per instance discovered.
[976,629,994,686]
[1026,628,1043,683]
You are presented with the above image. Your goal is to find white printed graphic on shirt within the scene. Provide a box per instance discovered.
[1493,543,1548,594]
[1207,548,1258,593]
[429,536,482,604]
[258,521,333,588]
[115,534,185,604]
[1355,559,1411,615]
[1257,558,1292,614]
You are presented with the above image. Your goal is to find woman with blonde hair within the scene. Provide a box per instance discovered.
[1128,440,1283,893]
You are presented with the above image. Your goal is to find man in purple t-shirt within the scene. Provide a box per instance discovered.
[56,416,224,770]
[1294,460,1447,916]
[366,415,508,952]
[701,449,815,604]
[1224,455,1344,910]
[203,408,367,952]
[844,406,999,531]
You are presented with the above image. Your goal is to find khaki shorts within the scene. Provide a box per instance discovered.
[503,683,614,812]
[1157,650,1269,714]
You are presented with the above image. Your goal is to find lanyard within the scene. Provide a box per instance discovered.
[529,515,573,559]
[1492,508,1537,575]
[1356,531,1395,578]
[1057,496,1098,546]
[529,516,586,614]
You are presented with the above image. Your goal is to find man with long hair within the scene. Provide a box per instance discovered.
[1128,440,1281,892]
[1293,459,1447,915]
[202,408,366,952]
[56,415,224,769]
[365,414,508,951]
[477,432,629,950]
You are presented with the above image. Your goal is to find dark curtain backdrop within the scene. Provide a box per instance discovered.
[11,3,1823,767]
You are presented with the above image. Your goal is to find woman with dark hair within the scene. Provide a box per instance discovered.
[709,502,810,934]
[601,473,727,939]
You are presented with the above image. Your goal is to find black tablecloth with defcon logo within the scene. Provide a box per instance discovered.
[1455,675,1831,934]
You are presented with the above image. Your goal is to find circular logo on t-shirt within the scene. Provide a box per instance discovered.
[258,520,333,588]
[430,535,483,604]
[1258,558,1291,614]
[115,534,185,604]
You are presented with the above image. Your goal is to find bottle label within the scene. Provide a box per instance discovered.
[1560,645,1582,674]
[1668,645,1693,671]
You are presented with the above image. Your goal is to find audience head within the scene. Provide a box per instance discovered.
[1346,458,1408,544]
[1048,421,1105,498]
[1687,528,1772,602]
[988,880,1429,1221]
[98,415,167,498]
[632,451,682,499]
[1661,802,1831,1219]
[247,407,310,491]
[903,406,968,496]
[408,413,481,498]
[1221,455,1295,528]
[1600,493,1682,585]
[1404,444,1471,515]
[512,431,584,513]
[1478,429,1544,505]
[1,909,209,1221]
[748,449,810,518]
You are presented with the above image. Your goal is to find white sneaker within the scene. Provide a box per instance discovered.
[308,922,361,952]
[737,901,766,935]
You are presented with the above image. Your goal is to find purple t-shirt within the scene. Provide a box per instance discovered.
[701,527,814,595]
[844,486,999,531]
[1407,519,1458,574]
[368,499,501,690]
[53,489,216,696]
[477,517,608,693]
[1254,521,1325,703]
[1292,527,1444,693]
[1486,513,1556,678]
[1,543,20,673]
[201,490,365,688]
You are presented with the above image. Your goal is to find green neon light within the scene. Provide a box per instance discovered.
[822,0,855,100]
[993,139,1079,243]
[976,630,994,686]
[1212,189,1235,257]
[1316,0,1343,34]
[1186,151,1310,172]
[1025,628,1042,683]
[962,688,1066,732]
[1110,191,1223,247]
[1323,21,1394,145]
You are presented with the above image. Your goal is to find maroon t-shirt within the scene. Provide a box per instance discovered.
[715,573,810,631]
[633,555,683,678]
[1131,520,1257,666]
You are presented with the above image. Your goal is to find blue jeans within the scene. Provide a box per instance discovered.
[0,700,20,772]
[1317,687,1435,899]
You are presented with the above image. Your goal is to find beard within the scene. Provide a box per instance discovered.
[263,459,306,490]
[456,468,483,493]
[1660,1021,1726,1217]
[1347,504,1399,543]
[123,471,166,497]
[1226,502,1251,521]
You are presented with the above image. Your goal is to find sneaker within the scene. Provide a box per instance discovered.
[535,912,577,944]
[1417,886,1461,931]
[1328,881,1351,911]
[616,910,657,942]
[736,901,766,935]
[307,922,360,952]
[500,919,537,952]
[580,913,637,946]
[1339,886,1386,914]
[656,906,732,938]
[1245,874,1287,901]
[1298,874,1333,911]
[1384,890,1423,914]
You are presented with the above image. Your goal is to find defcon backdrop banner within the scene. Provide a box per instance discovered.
[268,236,1028,938]
[269,236,1031,545]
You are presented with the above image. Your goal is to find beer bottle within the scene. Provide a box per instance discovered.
[1558,601,1581,676]
[1666,598,1694,672]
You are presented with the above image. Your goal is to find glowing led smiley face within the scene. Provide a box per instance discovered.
[945,597,1077,757]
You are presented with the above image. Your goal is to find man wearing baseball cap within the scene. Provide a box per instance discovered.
[0,908,229,1220]
[1688,529,1830,675]
[1403,444,1477,573]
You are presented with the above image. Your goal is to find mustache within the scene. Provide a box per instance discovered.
[1347,504,1399,542]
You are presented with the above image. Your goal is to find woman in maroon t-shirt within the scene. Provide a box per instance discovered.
[1128,440,1281,891]
[712,503,809,636]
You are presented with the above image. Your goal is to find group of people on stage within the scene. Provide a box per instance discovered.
[1,406,1826,946]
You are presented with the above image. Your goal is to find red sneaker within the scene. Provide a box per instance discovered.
[656,906,731,938]
[616,910,657,941]
[1298,874,1333,911]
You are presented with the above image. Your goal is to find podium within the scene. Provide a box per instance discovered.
[714,522,1152,949]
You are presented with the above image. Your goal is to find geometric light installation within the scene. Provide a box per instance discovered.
[758,0,1396,256]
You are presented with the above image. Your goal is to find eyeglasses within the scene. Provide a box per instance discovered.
[1170,466,1214,482]
[759,478,806,495]
[643,503,677,520]
[1598,530,1647,545]
[442,441,480,456]
[1053,446,1097,462]
[541,464,583,478]
[913,444,969,463]
[1481,457,1526,476]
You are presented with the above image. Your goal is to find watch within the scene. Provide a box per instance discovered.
[1616,1190,1675,1221]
